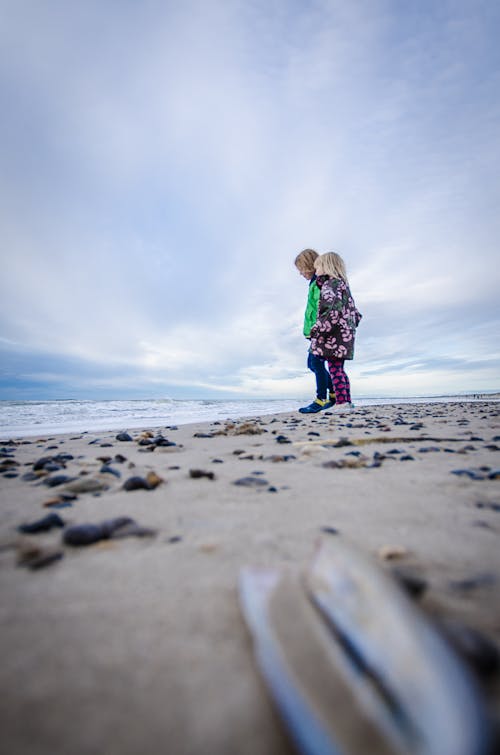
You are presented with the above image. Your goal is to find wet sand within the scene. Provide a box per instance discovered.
[1,401,499,754]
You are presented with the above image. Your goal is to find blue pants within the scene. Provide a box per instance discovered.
[307,351,333,400]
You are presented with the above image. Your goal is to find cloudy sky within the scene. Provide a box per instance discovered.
[1,0,499,400]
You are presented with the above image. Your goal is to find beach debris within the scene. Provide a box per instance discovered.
[189,469,216,480]
[230,422,266,435]
[233,476,269,488]
[116,432,133,441]
[304,538,491,754]
[17,539,64,570]
[322,455,377,470]
[63,516,154,545]
[18,513,65,534]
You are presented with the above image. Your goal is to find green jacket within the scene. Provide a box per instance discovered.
[303,277,320,337]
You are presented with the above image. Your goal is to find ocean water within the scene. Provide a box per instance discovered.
[0,395,494,439]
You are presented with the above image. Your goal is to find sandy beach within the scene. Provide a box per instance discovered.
[1,400,499,754]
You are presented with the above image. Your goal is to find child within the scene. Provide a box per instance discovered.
[310,252,362,413]
[294,248,335,413]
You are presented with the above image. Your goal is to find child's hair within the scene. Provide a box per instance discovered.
[315,252,347,281]
[294,248,318,273]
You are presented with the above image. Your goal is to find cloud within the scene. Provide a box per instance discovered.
[0,1,499,399]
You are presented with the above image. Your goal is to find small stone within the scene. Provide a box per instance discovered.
[17,540,63,570]
[18,513,65,533]
[100,465,121,478]
[233,476,269,487]
[275,435,291,444]
[145,471,164,489]
[189,469,215,480]
[116,432,133,442]
[378,544,409,561]
[123,476,153,491]
[64,517,135,545]
[64,477,110,493]
[43,474,77,488]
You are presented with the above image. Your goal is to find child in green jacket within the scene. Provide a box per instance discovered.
[294,249,335,413]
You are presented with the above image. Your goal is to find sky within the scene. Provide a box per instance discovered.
[1,0,499,400]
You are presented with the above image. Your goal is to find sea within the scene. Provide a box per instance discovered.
[0,395,495,439]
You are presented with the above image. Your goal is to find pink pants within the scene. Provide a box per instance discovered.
[328,359,351,404]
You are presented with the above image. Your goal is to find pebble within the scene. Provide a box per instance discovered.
[18,513,65,533]
[233,476,269,488]
[275,435,291,444]
[189,469,215,480]
[63,517,135,545]
[43,474,77,487]
[116,432,133,442]
[100,465,121,478]
[377,544,409,561]
[64,477,110,493]
[123,476,153,491]
[17,540,64,570]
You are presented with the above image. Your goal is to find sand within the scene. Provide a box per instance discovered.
[0,400,499,754]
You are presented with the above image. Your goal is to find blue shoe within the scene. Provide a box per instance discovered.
[299,399,327,414]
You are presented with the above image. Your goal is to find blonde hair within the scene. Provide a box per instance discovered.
[315,252,347,281]
[294,248,318,273]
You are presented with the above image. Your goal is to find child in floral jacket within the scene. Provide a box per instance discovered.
[310,252,362,412]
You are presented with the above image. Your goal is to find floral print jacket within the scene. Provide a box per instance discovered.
[310,276,362,361]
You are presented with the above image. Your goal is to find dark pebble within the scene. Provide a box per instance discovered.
[189,469,215,480]
[211,459,224,464]
[400,455,415,461]
[33,457,54,471]
[123,476,153,491]
[233,476,269,487]
[3,472,19,478]
[153,437,176,447]
[18,513,65,533]
[488,470,500,480]
[275,435,291,444]
[475,502,500,512]
[451,469,486,480]
[114,454,127,463]
[193,433,214,438]
[168,536,182,544]
[100,465,121,478]
[64,516,134,545]
[116,432,133,442]
[20,472,41,483]
[267,486,278,493]
[320,526,339,535]
[43,474,76,487]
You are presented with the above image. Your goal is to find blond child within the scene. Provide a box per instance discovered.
[310,252,362,413]
[294,249,335,413]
